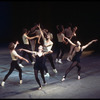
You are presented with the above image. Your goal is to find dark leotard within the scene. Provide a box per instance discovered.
[72,47,82,63]
[34,55,46,70]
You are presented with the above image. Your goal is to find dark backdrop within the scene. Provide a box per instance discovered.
[0,1,100,51]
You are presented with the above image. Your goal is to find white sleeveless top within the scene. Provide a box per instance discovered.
[10,50,19,60]
[22,33,29,45]
[57,33,65,42]
[43,38,53,52]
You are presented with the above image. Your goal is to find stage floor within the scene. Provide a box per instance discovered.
[0,46,100,99]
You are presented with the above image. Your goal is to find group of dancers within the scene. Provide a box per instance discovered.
[1,23,98,90]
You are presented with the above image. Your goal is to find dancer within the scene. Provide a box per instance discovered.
[19,28,39,68]
[19,45,53,90]
[1,41,29,86]
[62,37,98,81]
[55,25,68,64]
[37,24,57,77]
[66,26,77,61]
[32,24,43,51]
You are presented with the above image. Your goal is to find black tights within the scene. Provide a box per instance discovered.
[44,54,56,73]
[34,69,46,87]
[3,61,22,81]
[64,61,81,78]
[56,42,65,59]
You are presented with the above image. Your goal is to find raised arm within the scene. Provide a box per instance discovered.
[64,36,76,46]
[37,24,45,40]
[14,41,19,49]
[31,25,38,32]
[61,25,65,33]
[56,25,60,32]
[82,39,98,50]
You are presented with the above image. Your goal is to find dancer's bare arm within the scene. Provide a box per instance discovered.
[64,36,76,46]
[82,39,98,50]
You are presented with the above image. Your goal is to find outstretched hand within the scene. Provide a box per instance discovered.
[25,59,29,63]
[93,39,98,42]
[18,48,23,52]
[37,24,40,28]
[16,41,19,45]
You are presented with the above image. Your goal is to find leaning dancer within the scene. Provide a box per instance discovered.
[1,41,29,86]
[37,24,57,77]
[62,37,97,81]
[19,45,53,90]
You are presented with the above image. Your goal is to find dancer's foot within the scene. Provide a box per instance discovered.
[1,81,5,86]
[58,59,62,64]
[55,58,58,63]
[38,86,42,90]
[78,75,80,80]
[31,61,35,65]
[44,73,50,77]
[44,82,47,85]
[53,69,58,73]
[20,80,23,84]
[67,57,71,61]
[19,63,24,68]
[62,76,65,82]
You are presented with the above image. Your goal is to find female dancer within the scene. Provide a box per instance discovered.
[19,45,53,90]
[1,41,29,86]
[62,37,98,81]
[37,24,57,77]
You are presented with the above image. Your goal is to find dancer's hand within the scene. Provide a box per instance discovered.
[37,24,40,28]
[25,59,29,63]
[49,50,53,53]
[18,48,23,52]
[93,39,98,42]
[16,41,19,45]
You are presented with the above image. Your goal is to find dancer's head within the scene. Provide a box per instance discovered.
[8,42,15,50]
[47,33,53,40]
[22,28,28,34]
[73,26,77,32]
[58,25,64,33]
[76,41,81,46]
[38,45,43,51]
